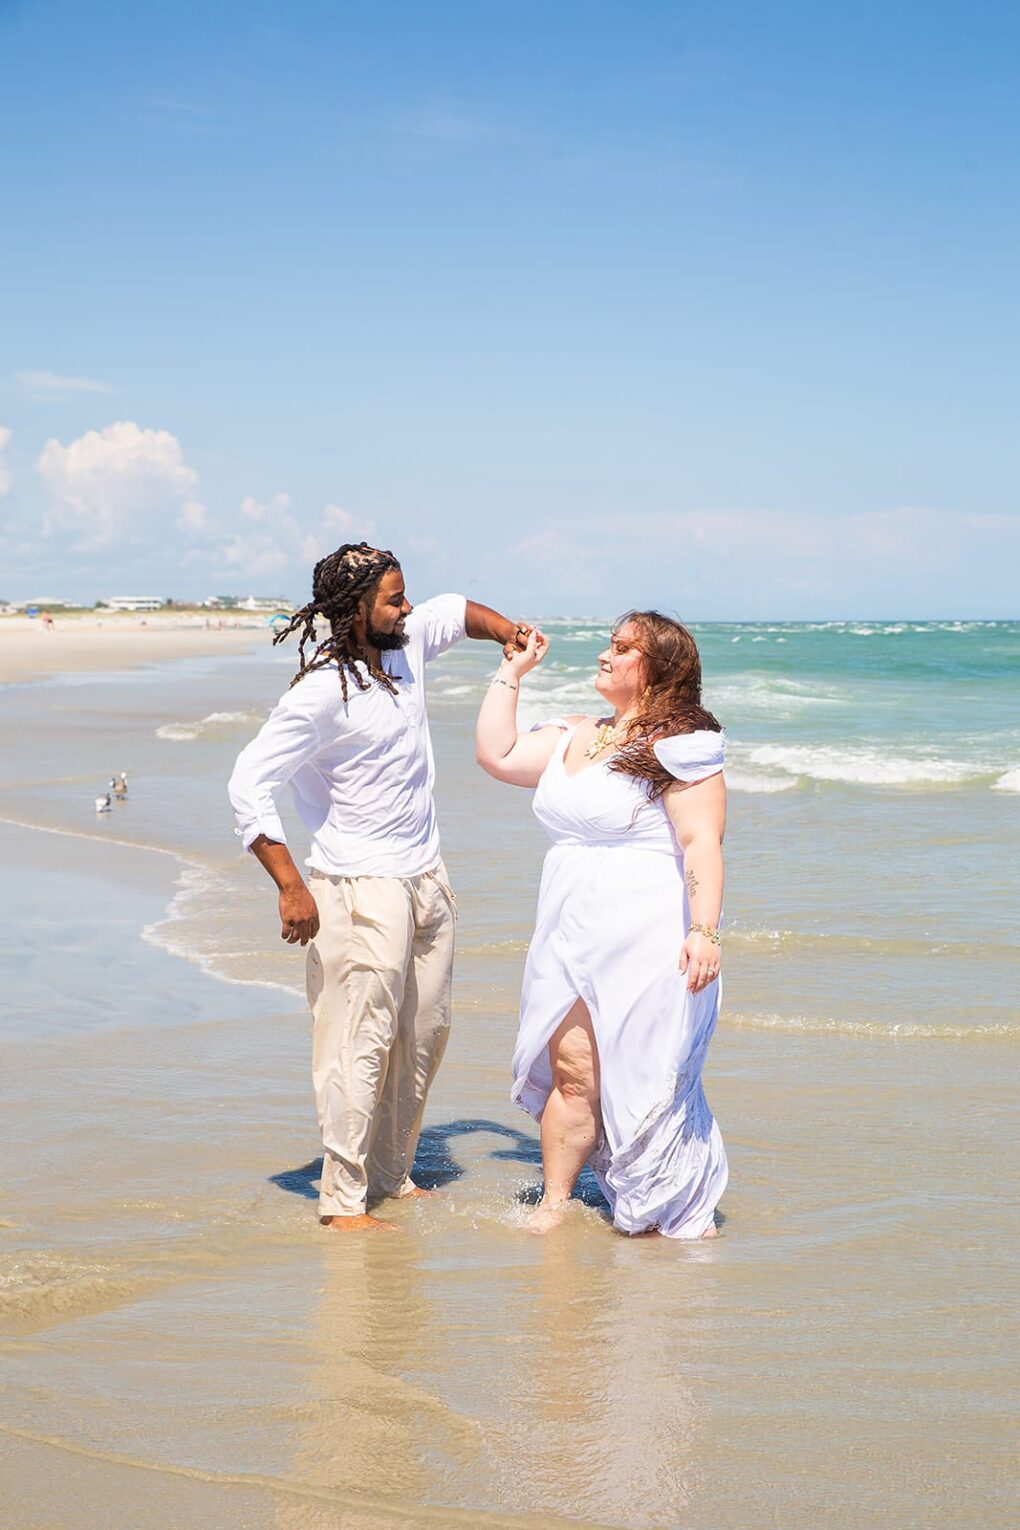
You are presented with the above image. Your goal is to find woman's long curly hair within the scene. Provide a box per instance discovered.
[607,610,722,800]
[272,542,402,701]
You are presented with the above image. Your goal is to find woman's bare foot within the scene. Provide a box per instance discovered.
[321,1213,399,1233]
[526,1198,568,1235]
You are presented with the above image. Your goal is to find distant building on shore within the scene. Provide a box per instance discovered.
[203,595,291,612]
[99,596,166,612]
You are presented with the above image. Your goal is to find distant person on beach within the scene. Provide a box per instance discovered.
[476,612,727,1237]
[229,542,534,1232]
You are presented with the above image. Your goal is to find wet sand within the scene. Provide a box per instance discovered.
[1,820,1016,1528]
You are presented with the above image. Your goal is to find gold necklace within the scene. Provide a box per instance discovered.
[584,718,628,760]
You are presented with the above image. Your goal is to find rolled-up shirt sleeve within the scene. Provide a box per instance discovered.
[406,594,467,662]
[227,695,323,850]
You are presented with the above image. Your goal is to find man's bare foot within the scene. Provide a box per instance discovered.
[320,1213,399,1233]
[699,1223,719,1239]
[526,1199,568,1235]
[399,1184,438,1200]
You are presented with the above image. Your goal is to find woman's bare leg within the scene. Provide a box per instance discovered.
[529,998,601,1232]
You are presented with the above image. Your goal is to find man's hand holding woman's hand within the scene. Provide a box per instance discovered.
[502,621,542,660]
[501,627,549,678]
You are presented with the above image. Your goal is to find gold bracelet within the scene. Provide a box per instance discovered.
[688,923,721,946]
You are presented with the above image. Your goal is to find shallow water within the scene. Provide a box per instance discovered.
[1,624,1017,1527]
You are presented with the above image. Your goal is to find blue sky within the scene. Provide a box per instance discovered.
[1,0,1018,617]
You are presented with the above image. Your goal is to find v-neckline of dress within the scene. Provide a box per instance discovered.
[558,723,624,782]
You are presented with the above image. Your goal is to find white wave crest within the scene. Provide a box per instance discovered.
[156,710,266,742]
[992,766,1020,793]
[725,769,800,795]
[747,743,983,787]
[142,861,303,998]
[708,675,844,714]
[727,1010,1015,1040]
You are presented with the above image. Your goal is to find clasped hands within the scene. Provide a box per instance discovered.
[501,623,549,674]
[502,621,536,660]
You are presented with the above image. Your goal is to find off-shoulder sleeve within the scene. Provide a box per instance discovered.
[652,728,726,783]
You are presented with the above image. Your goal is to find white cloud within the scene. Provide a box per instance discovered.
[177,499,207,532]
[0,426,12,498]
[322,504,368,537]
[37,421,205,548]
[17,370,116,400]
[240,492,291,522]
[218,533,290,579]
[211,500,376,580]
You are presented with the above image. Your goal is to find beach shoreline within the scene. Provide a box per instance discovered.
[0,623,1016,1529]
[0,614,272,685]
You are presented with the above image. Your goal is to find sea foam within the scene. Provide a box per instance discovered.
[724,769,799,795]
[747,743,987,788]
[156,709,267,742]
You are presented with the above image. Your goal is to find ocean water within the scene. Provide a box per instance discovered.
[1,621,1017,1528]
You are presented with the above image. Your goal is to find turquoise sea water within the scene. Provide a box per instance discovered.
[1,620,1016,1040]
[430,617,1020,791]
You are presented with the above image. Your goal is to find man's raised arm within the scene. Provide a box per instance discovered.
[464,600,534,656]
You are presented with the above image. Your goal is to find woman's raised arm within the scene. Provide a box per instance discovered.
[476,630,564,787]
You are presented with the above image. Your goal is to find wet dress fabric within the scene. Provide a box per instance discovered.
[511,725,728,1238]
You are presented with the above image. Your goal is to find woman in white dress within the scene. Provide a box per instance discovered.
[476,612,727,1238]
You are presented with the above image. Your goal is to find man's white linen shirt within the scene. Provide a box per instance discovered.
[228,595,467,878]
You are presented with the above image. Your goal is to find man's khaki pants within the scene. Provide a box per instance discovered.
[306,863,456,1219]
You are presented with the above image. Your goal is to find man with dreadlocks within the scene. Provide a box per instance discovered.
[229,543,534,1231]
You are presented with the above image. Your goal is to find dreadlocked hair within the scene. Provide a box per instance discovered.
[272,542,402,700]
[607,610,723,801]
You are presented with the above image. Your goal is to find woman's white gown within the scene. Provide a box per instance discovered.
[511,725,728,1239]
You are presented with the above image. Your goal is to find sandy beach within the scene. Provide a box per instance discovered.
[1,623,1017,1528]
[0,614,271,685]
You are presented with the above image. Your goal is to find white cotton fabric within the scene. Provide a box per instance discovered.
[227,594,466,877]
[652,728,726,782]
[511,725,728,1238]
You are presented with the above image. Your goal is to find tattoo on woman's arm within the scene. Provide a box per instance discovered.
[685,867,699,899]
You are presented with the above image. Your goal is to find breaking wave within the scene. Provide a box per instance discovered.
[156,710,267,742]
[745,743,994,788]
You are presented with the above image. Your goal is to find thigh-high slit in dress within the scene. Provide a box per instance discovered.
[511,725,728,1239]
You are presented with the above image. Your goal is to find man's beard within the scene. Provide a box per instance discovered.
[367,623,409,652]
